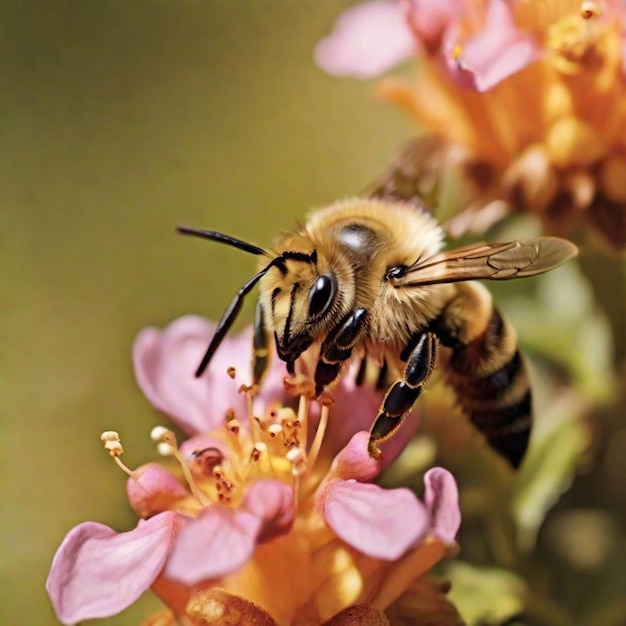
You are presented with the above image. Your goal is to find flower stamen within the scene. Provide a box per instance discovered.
[212,465,234,504]
[451,42,470,71]
[100,431,135,477]
[239,383,262,444]
[304,402,330,478]
[286,446,306,507]
[297,394,311,447]
[580,1,601,20]
[151,426,210,506]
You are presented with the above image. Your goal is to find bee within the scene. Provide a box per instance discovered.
[178,198,577,468]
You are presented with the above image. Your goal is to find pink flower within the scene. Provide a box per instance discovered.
[314,0,416,80]
[438,0,540,92]
[46,316,461,625]
[315,0,541,91]
[132,315,287,435]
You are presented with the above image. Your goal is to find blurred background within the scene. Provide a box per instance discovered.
[3,1,625,625]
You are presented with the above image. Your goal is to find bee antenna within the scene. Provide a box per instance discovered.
[194,256,284,378]
[176,225,266,256]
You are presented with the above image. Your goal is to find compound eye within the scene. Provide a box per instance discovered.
[308,274,335,318]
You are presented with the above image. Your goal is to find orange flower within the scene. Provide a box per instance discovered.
[317,0,626,250]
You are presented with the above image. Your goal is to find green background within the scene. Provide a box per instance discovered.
[3,2,413,624]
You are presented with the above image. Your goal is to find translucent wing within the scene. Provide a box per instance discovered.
[394,237,578,287]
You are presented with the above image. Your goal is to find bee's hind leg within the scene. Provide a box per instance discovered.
[314,308,369,396]
[368,332,438,459]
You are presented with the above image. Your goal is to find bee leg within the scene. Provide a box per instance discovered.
[368,332,438,459]
[253,301,270,384]
[314,308,369,396]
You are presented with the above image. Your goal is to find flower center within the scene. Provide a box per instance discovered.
[545,2,612,74]
[103,373,332,518]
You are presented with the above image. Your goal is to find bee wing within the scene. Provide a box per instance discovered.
[396,237,578,287]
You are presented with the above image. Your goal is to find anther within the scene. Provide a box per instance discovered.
[157,442,175,457]
[268,423,283,438]
[212,465,234,504]
[227,419,241,435]
[251,442,267,462]
[151,425,210,506]
[286,447,307,477]
[100,431,134,477]
[101,431,123,457]
[581,1,600,19]
[151,426,178,456]
[227,366,237,379]
[450,42,470,71]
[151,426,177,448]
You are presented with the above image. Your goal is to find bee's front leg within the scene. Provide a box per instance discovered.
[368,332,438,459]
[314,308,368,396]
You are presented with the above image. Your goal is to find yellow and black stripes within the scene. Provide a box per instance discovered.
[433,283,532,468]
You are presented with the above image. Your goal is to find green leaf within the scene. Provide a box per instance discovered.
[511,391,590,551]
[501,260,617,404]
[444,561,526,626]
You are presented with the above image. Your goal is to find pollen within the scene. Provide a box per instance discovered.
[580,1,601,19]
[101,430,123,457]
[286,446,307,477]
[268,423,283,438]
[100,430,134,477]
[150,426,211,506]
[227,366,237,379]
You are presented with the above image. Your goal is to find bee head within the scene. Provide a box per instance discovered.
[261,261,340,362]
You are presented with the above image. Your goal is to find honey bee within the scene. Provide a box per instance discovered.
[178,198,577,468]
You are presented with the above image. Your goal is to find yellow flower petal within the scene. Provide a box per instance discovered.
[546,116,604,166]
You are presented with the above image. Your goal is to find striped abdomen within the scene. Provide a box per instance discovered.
[433,282,532,468]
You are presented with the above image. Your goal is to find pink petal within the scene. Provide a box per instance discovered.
[446,0,540,91]
[325,431,382,483]
[132,316,250,435]
[314,0,415,79]
[126,463,189,518]
[46,512,179,625]
[407,0,462,52]
[320,480,429,559]
[165,506,261,584]
[423,467,461,543]
[243,479,295,543]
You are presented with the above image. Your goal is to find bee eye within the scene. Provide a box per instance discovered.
[308,274,335,317]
